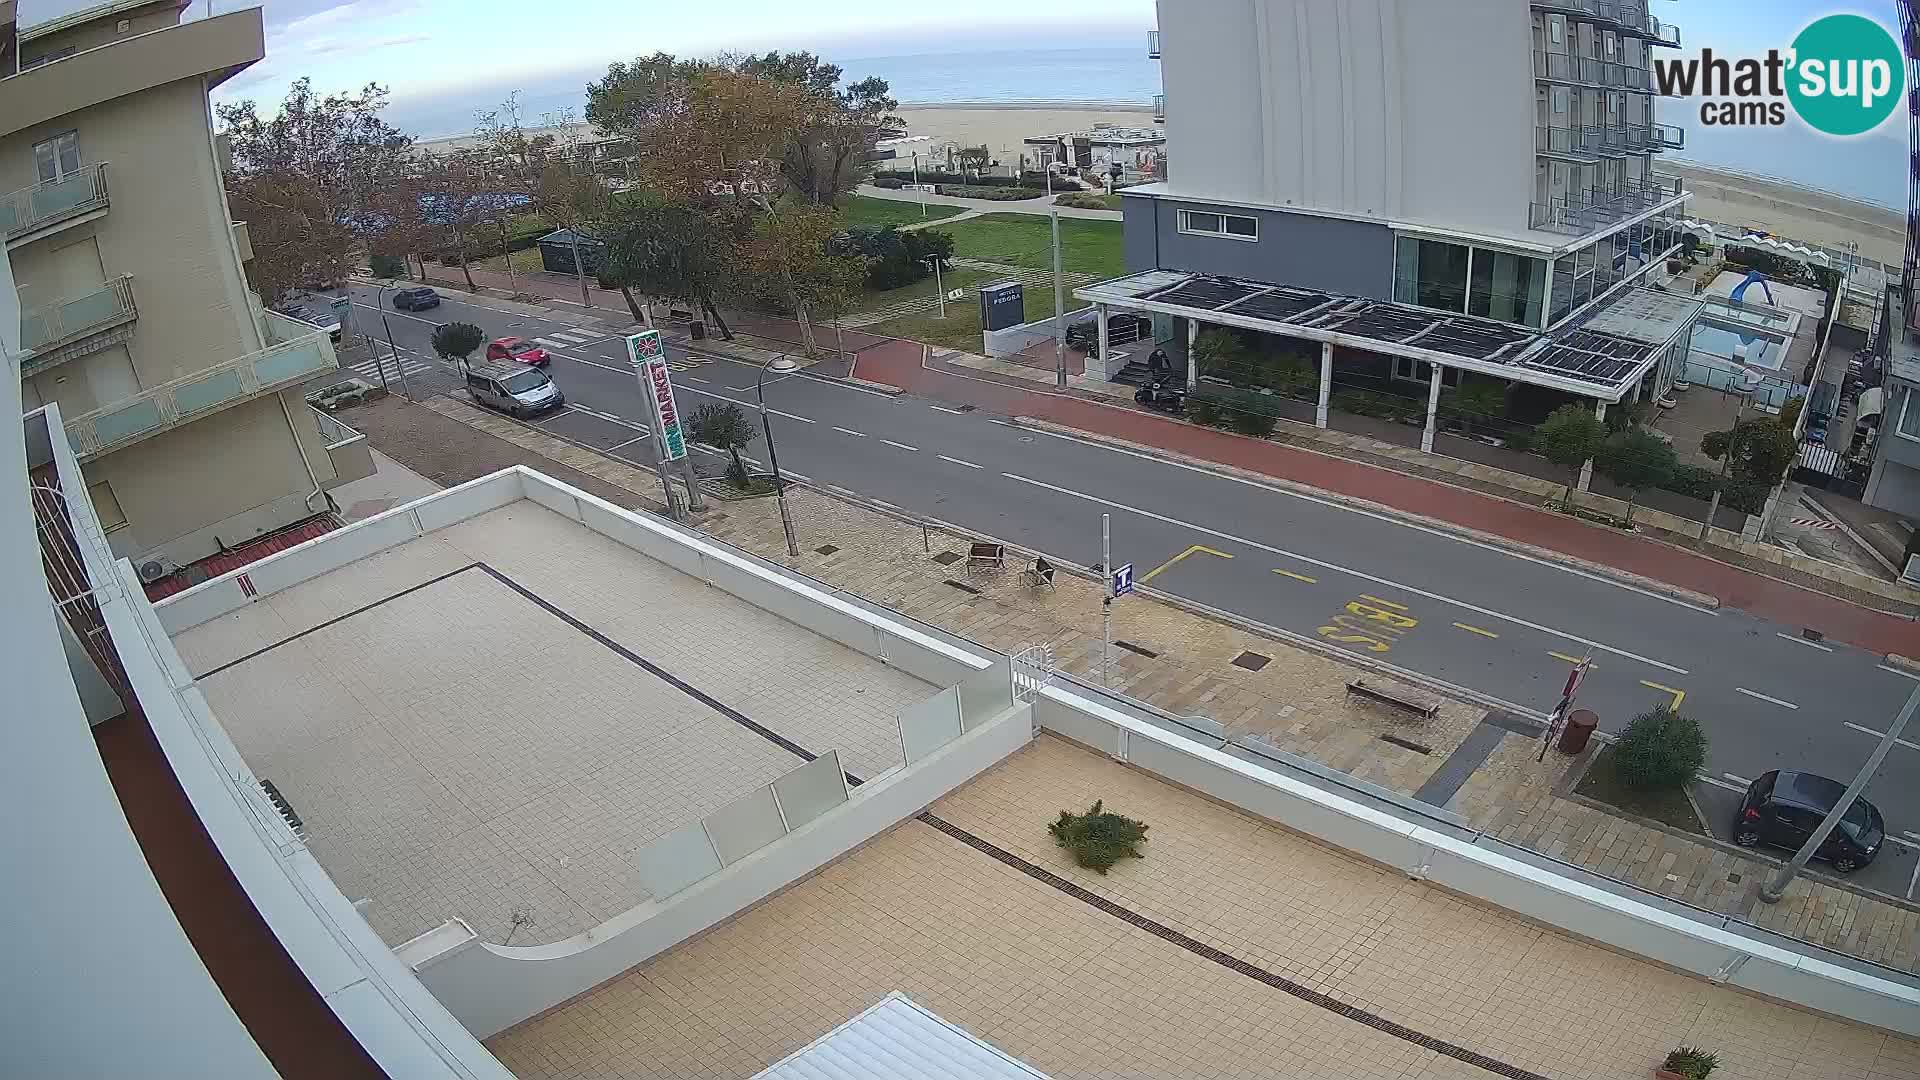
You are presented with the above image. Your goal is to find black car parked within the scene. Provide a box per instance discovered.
[392,286,441,311]
[1734,770,1884,873]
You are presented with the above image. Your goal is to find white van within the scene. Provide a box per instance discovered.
[464,359,563,418]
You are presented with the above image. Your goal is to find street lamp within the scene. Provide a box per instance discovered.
[371,280,412,399]
[758,355,801,558]
[923,255,947,319]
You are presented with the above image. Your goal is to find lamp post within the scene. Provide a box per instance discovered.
[923,256,946,319]
[371,280,412,399]
[758,355,801,558]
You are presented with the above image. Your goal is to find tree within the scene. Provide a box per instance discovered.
[600,195,747,339]
[1048,800,1149,874]
[954,145,992,174]
[216,78,415,303]
[1612,707,1707,792]
[1701,413,1797,487]
[1596,427,1678,526]
[1443,379,1508,434]
[740,202,867,352]
[687,403,759,489]
[1535,404,1605,509]
[431,322,484,363]
[1190,327,1248,379]
[369,253,406,278]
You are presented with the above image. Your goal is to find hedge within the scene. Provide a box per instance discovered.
[872,169,1020,187]
[937,185,1046,200]
[870,177,905,189]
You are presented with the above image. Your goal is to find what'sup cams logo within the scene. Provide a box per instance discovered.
[1652,13,1905,136]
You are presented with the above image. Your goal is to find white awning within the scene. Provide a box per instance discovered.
[1859,385,1886,420]
[753,993,1055,1080]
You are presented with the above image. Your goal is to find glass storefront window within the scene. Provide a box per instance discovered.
[1468,250,1548,326]
[1393,237,1470,312]
[1549,258,1573,326]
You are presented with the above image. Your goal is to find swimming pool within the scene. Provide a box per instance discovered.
[1690,322,1781,370]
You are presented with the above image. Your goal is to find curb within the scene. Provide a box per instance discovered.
[844,377,904,396]
[1887,654,1920,674]
[1009,416,1724,612]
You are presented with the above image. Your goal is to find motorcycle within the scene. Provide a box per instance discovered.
[1134,377,1187,413]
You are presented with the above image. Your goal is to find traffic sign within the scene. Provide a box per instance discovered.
[1111,562,1134,597]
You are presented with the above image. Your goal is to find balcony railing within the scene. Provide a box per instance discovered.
[1650,121,1684,150]
[1536,125,1595,159]
[64,328,339,461]
[20,276,136,365]
[1153,94,1165,121]
[1646,16,1681,46]
[1147,29,1160,58]
[0,163,109,243]
[1530,177,1683,236]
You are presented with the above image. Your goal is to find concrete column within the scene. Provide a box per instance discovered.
[1315,342,1333,429]
[1096,303,1110,376]
[1186,318,1200,387]
[1578,400,1607,491]
[1421,363,1444,453]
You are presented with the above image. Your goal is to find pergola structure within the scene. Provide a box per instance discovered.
[1076,270,1702,471]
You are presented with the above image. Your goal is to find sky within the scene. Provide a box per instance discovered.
[16,0,1914,204]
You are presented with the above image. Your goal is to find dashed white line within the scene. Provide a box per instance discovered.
[1722,772,1753,787]
[882,439,919,452]
[685,376,711,384]
[1776,632,1834,652]
[929,405,967,415]
[939,455,983,469]
[834,426,868,438]
[1734,687,1799,709]
[1842,722,1920,750]
[998,470,1690,676]
[1698,775,1746,793]
[771,409,815,423]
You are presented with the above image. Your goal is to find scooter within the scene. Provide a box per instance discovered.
[1134,377,1187,413]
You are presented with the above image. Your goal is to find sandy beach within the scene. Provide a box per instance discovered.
[894,103,1159,167]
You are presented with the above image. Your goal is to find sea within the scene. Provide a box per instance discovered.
[404,45,1906,211]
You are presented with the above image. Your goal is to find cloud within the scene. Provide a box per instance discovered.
[309,32,430,56]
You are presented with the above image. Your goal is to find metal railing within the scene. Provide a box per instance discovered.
[1536,125,1593,159]
[1153,94,1165,121]
[0,163,109,242]
[310,405,362,449]
[1651,121,1685,149]
[64,329,338,460]
[20,275,135,357]
[1147,29,1160,58]
[1646,15,1681,46]
[262,307,319,346]
[1530,177,1682,235]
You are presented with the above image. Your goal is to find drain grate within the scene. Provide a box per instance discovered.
[259,778,305,837]
[1113,640,1158,658]
[944,578,983,595]
[1232,651,1271,672]
[815,544,840,556]
[931,550,962,566]
[1378,734,1433,755]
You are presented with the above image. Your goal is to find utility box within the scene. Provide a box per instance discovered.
[979,281,1025,332]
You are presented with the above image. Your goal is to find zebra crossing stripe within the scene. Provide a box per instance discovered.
[547,330,596,343]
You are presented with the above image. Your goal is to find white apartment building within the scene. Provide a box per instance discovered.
[3,0,355,583]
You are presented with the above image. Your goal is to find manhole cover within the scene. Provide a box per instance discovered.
[931,550,962,565]
[1232,651,1271,672]
[815,544,840,556]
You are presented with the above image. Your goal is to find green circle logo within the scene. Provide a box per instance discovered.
[1786,14,1905,136]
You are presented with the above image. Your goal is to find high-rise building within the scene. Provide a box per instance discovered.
[3,0,344,579]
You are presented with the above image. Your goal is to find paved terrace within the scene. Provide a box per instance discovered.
[172,503,932,947]
[489,736,1920,1080]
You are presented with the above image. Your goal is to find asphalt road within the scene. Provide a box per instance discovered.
[344,284,1920,900]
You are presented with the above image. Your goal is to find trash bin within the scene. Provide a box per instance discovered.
[690,320,707,341]
[1558,709,1598,755]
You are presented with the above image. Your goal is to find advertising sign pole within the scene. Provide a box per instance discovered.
[626,331,682,520]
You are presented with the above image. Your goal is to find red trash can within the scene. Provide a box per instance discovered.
[1558,709,1599,755]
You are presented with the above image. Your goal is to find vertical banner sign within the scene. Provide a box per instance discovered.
[626,330,687,461]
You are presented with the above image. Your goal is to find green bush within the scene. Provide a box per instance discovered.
[1227,409,1278,438]
[870,177,906,189]
[1054,192,1115,210]
[1048,800,1148,874]
[1502,429,1533,453]
[1611,708,1708,792]
[1184,396,1221,427]
[938,185,1046,200]
[1660,1047,1720,1080]
[369,253,406,278]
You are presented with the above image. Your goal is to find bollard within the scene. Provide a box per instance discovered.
[1558,709,1599,755]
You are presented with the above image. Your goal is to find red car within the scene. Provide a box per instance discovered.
[486,336,549,367]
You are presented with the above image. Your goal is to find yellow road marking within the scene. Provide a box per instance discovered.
[1640,680,1686,711]
[1140,544,1234,584]
[1272,568,1318,584]
[1453,622,1500,639]
[1548,651,1589,666]
[1358,594,1407,610]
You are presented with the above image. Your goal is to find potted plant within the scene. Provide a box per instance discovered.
[1655,1046,1719,1080]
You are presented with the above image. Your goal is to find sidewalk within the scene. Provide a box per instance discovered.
[855,182,1123,220]
[848,339,1920,657]
[337,391,1920,975]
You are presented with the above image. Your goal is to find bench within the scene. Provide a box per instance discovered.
[966,541,1006,576]
[1345,679,1438,721]
[666,307,696,322]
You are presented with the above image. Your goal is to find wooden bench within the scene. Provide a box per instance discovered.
[966,541,1006,576]
[1345,679,1438,720]
[666,307,696,322]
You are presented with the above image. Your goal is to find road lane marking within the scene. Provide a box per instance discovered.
[1842,722,1920,750]
[1454,622,1500,639]
[532,337,573,349]
[686,376,711,384]
[939,455,983,469]
[350,301,440,326]
[1547,651,1589,666]
[1698,776,1746,793]
[999,470,1689,675]
[560,357,817,423]
[1776,632,1834,652]
[1359,594,1407,611]
[930,405,967,415]
[1272,569,1318,584]
[547,330,594,343]
[834,426,867,438]
[882,439,919,452]
[1735,687,1799,710]
[996,420,1717,614]
[1640,680,1686,711]
[1908,859,1920,902]
[726,385,754,392]
[607,434,651,452]
[1140,544,1234,584]
[1880,664,1920,681]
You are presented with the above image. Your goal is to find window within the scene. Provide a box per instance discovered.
[1178,209,1258,241]
[1468,250,1548,326]
[86,480,127,532]
[33,131,81,183]
[1393,357,1460,388]
[1393,238,1470,312]
[1900,386,1920,441]
[1548,15,1564,44]
[1552,87,1569,115]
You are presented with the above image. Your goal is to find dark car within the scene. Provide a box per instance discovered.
[1734,770,1884,873]
[392,287,441,311]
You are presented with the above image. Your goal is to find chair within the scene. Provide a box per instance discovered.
[966,541,1006,576]
[1020,556,1056,590]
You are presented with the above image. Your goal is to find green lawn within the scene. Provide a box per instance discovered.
[1573,744,1708,836]
[936,213,1126,280]
[864,267,1087,355]
[836,194,963,229]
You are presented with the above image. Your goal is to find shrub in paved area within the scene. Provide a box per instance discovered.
[431,322,484,362]
[1536,403,1605,510]
[688,403,759,489]
[1049,800,1148,874]
[1658,1046,1720,1079]
[1612,708,1708,793]
[1054,192,1122,211]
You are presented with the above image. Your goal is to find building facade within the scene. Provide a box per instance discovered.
[3,0,343,577]
[1131,0,1687,333]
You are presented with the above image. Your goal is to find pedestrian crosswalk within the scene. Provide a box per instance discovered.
[531,327,614,351]
[348,354,435,383]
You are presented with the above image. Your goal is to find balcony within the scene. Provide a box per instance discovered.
[1,163,109,247]
[311,406,375,489]
[1529,177,1684,237]
[63,326,339,461]
[1153,94,1165,122]
[19,275,137,376]
[1147,29,1160,59]
[1651,121,1685,150]
[1536,125,1597,160]
[1646,16,1681,47]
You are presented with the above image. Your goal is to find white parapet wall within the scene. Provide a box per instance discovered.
[1033,685,1920,1039]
